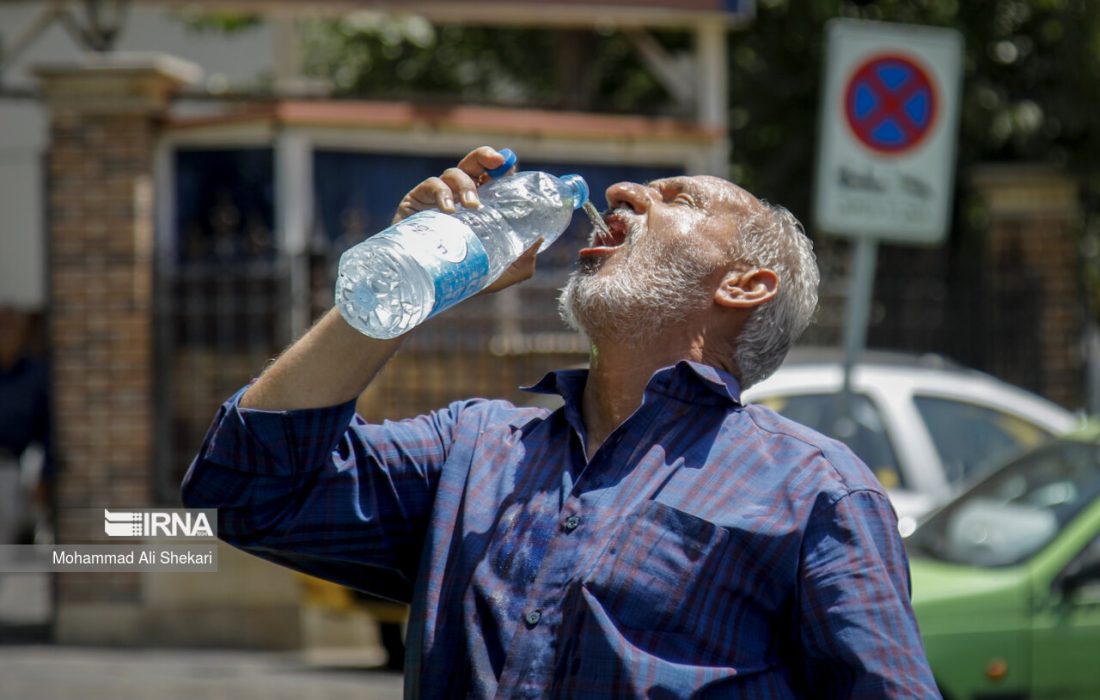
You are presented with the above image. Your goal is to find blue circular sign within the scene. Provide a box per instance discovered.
[844,54,938,155]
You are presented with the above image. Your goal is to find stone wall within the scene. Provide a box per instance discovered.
[970,166,1083,408]
[37,55,194,643]
[36,54,304,648]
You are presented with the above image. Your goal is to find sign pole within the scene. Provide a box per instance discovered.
[838,235,878,433]
[813,19,962,435]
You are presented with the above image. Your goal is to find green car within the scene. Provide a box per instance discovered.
[906,421,1100,699]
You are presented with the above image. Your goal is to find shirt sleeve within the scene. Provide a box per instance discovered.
[181,385,471,603]
[797,489,941,699]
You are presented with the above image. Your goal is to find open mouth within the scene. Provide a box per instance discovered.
[580,213,629,257]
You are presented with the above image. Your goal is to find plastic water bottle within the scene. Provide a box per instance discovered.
[336,150,590,339]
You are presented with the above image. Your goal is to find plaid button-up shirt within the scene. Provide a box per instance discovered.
[183,360,937,698]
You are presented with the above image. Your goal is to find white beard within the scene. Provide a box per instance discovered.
[558,212,718,346]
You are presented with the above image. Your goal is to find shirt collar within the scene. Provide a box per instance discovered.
[521,360,742,408]
[521,367,588,409]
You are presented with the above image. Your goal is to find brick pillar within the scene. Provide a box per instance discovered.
[971,165,1084,409]
[36,54,200,644]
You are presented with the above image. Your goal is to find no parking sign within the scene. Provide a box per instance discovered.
[814,20,963,244]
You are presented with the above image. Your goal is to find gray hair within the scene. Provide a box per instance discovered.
[731,203,819,389]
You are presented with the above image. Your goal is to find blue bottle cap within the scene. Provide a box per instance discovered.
[560,174,589,210]
[486,148,518,178]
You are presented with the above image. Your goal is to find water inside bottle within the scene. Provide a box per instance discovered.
[582,201,610,237]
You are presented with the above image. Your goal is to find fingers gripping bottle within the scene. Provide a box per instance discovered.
[335,149,590,339]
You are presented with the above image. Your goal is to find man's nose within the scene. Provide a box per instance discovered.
[606,182,653,214]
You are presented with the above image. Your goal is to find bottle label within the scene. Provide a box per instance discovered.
[381,210,491,316]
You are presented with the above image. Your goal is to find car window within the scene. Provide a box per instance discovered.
[913,395,1055,487]
[1055,533,1100,602]
[755,393,904,490]
[908,439,1100,567]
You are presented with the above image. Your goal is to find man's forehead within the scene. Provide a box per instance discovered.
[646,175,759,210]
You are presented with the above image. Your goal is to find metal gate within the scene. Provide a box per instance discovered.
[154,143,681,501]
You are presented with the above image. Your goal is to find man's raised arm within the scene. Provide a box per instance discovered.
[240,146,535,411]
[179,147,541,600]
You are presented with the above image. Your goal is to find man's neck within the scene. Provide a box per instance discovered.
[580,333,706,457]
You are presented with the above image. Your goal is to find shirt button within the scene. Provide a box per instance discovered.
[525,609,542,626]
[564,515,580,531]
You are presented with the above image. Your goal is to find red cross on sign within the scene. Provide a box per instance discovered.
[844,53,938,155]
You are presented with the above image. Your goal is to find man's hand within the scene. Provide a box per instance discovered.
[394,145,539,293]
[482,238,542,294]
[393,146,514,223]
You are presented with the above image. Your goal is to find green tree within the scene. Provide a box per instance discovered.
[291,3,1100,220]
[185,2,1100,314]
[728,0,1100,221]
[299,13,686,114]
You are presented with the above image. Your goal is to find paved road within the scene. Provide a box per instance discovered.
[0,645,404,700]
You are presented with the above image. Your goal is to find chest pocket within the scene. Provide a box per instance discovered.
[581,500,728,634]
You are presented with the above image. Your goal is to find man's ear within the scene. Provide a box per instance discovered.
[714,268,779,309]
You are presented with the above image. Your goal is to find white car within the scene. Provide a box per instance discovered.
[742,349,1079,527]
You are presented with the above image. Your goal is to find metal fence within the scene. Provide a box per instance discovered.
[154,147,674,501]
[154,146,1090,501]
